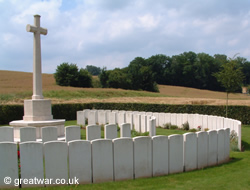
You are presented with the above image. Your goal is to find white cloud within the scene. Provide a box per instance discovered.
[1,0,250,73]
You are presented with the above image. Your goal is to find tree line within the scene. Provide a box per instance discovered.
[54,51,250,92]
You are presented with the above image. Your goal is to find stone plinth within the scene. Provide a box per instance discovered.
[9,119,65,140]
[23,99,53,121]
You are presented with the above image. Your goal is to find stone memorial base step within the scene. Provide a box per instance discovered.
[9,119,65,139]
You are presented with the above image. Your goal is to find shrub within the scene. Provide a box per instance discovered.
[54,63,92,88]
[230,130,239,151]
[182,122,190,131]
[170,125,178,130]
[189,129,198,132]
[163,123,171,129]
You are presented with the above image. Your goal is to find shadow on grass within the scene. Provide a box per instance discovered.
[241,140,250,151]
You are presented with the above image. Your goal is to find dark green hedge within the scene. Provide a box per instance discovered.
[0,103,249,125]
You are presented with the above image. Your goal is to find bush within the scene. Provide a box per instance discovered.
[169,125,178,130]
[230,130,239,151]
[163,123,171,129]
[54,63,92,88]
[182,122,190,130]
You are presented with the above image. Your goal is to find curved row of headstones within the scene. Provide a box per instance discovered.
[77,109,241,150]
[0,128,230,188]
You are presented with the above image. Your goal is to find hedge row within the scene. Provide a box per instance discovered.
[0,103,249,125]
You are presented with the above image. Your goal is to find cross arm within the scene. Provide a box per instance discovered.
[26,24,48,35]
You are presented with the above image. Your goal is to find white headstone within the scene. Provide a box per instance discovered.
[168,134,183,174]
[152,112,159,126]
[98,110,107,125]
[20,142,44,187]
[224,128,230,162]
[202,115,208,130]
[125,112,133,128]
[207,130,218,166]
[133,114,141,132]
[77,111,85,126]
[118,112,126,126]
[188,114,194,129]
[20,127,36,142]
[176,114,183,128]
[182,114,188,125]
[109,112,117,124]
[88,111,97,125]
[92,139,113,183]
[0,142,19,188]
[120,123,131,137]
[104,124,117,140]
[183,132,197,171]
[0,126,14,142]
[65,126,81,142]
[140,115,147,133]
[133,136,152,178]
[113,138,134,181]
[158,113,165,127]
[41,126,57,143]
[170,113,177,126]
[86,125,101,141]
[217,129,225,164]
[152,135,168,176]
[197,131,208,169]
[44,141,68,186]
[148,117,156,137]
[68,140,92,184]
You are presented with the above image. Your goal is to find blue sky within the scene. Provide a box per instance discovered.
[1,0,250,73]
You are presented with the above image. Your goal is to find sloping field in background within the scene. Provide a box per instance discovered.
[0,70,249,105]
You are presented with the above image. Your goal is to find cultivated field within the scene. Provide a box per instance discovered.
[0,70,250,105]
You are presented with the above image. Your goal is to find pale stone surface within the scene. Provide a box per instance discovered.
[152,135,168,176]
[217,129,225,164]
[77,111,85,126]
[158,113,165,127]
[152,112,159,126]
[0,126,14,142]
[168,134,183,174]
[224,128,230,162]
[202,115,208,130]
[42,126,57,143]
[217,117,224,129]
[26,14,47,100]
[23,99,53,121]
[0,142,19,188]
[44,141,68,186]
[105,110,111,123]
[165,113,171,125]
[170,113,177,126]
[88,111,97,125]
[193,114,199,130]
[182,114,188,125]
[113,138,133,181]
[146,112,153,116]
[140,115,147,133]
[188,114,194,129]
[20,127,36,142]
[120,123,131,137]
[176,114,183,128]
[104,124,117,140]
[125,112,133,128]
[134,114,141,132]
[98,110,107,125]
[86,125,101,141]
[65,126,80,142]
[133,136,152,178]
[207,130,218,166]
[20,142,44,187]
[92,139,113,183]
[211,116,217,130]
[223,118,229,129]
[83,109,90,120]
[237,121,242,150]
[148,117,156,137]
[10,119,65,139]
[109,112,117,124]
[68,140,92,184]
[118,112,126,126]
[183,132,197,171]
[197,131,208,169]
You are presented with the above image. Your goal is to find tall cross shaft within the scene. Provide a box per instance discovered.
[26,15,47,100]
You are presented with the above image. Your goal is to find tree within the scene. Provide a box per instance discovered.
[213,58,245,117]
[86,65,101,76]
[54,62,92,88]
[54,62,79,87]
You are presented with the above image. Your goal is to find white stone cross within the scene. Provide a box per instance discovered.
[26,14,47,100]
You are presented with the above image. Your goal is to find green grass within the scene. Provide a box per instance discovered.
[5,123,250,190]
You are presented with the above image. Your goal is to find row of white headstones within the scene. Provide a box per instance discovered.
[0,128,230,188]
[77,109,241,149]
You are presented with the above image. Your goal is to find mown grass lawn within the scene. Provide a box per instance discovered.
[5,122,250,190]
